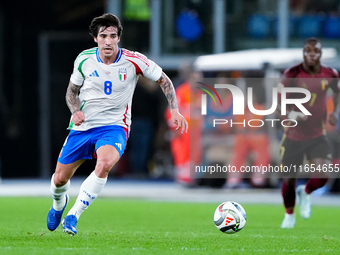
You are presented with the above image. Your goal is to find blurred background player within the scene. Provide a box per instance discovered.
[46,13,188,235]
[200,73,234,188]
[226,96,270,188]
[279,37,340,228]
[166,61,202,185]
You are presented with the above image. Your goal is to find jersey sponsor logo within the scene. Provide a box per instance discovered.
[115,143,122,151]
[119,68,127,82]
[89,70,99,77]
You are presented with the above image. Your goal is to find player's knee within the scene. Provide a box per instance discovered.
[95,160,116,177]
[54,173,69,187]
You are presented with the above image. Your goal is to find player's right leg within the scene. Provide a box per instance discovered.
[280,178,297,228]
[279,137,304,229]
[47,160,84,231]
[47,172,69,231]
[47,129,91,231]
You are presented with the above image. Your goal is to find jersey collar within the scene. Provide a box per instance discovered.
[96,47,122,64]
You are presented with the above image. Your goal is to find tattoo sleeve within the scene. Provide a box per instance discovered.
[157,72,178,109]
[65,81,82,115]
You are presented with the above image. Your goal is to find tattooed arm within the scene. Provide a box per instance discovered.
[65,81,85,126]
[157,72,178,109]
[156,72,188,133]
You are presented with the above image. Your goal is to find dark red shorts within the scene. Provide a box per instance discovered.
[280,135,332,167]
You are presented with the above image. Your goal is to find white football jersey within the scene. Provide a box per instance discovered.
[68,47,162,132]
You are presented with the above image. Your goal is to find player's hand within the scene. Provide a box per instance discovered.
[170,108,188,134]
[288,111,308,122]
[72,110,85,126]
[329,112,338,126]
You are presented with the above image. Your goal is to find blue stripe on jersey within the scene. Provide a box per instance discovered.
[96,48,103,63]
[96,47,122,63]
[114,48,122,63]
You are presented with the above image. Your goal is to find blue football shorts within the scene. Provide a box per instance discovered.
[58,125,128,164]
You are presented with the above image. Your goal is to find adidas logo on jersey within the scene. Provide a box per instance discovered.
[89,70,99,77]
[115,143,122,151]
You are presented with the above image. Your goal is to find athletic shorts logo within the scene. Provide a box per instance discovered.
[119,68,127,82]
[115,143,122,151]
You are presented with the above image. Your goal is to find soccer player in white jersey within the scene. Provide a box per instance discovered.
[46,13,188,236]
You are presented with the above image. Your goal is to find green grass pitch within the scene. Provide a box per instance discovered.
[0,197,339,254]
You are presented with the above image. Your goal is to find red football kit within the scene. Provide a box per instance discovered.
[280,63,339,141]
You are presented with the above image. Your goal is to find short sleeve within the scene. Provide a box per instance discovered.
[123,50,163,82]
[143,59,162,82]
[70,57,87,86]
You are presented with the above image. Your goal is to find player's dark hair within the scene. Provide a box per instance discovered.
[303,37,322,48]
[89,13,123,38]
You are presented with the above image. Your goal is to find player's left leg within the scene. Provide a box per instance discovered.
[299,136,332,220]
[63,145,120,236]
[62,126,127,235]
[297,158,329,219]
[47,160,84,231]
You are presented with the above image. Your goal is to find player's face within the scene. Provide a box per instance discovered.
[94,26,120,60]
[303,42,322,67]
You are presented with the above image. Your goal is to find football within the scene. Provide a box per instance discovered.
[213,201,247,234]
